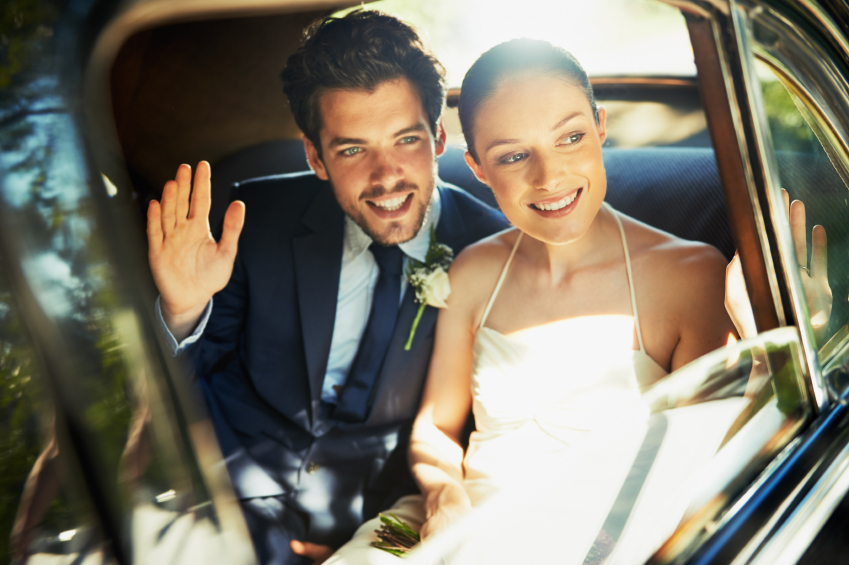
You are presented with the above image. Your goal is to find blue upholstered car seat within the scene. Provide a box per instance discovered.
[211,140,735,260]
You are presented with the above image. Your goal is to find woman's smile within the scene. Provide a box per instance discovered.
[530,188,582,216]
[465,73,607,245]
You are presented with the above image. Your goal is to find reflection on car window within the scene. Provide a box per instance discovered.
[411,329,811,564]
[0,2,253,560]
[0,255,115,564]
[755,58,849,353]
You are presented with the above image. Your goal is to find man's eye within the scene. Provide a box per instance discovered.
[341,147,361,156]
[399,136,419,145]
[499,153,527,165]
[559,133,585,146]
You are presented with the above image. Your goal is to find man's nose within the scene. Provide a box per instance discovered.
[369,148,404,188]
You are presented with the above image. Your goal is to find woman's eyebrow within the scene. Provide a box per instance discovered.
[550,111,583,132]
[485,138,522,154]
[484,111,588,154]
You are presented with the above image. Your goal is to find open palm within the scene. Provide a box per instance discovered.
[147,162,245,338]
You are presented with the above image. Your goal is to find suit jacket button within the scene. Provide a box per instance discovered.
[305,462,320,474]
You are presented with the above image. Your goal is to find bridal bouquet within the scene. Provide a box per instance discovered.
[371,513,421,557]
[404,225,454,350]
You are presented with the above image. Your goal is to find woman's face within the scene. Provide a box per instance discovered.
[465,73,607,245]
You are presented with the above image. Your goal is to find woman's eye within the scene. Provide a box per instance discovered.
[560,133,585,146]
[341,147,361,156]
[499,153,527,165]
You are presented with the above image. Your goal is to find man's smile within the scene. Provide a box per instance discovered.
[366,193,415,218]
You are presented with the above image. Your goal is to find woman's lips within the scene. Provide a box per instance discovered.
[366,193,414,219]
[529,188,582,217]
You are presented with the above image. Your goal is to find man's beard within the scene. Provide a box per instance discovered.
[333,177,434,247]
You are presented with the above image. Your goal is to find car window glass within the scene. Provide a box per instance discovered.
[753,58,849,355]
[0,3,254,561]
[0,256,117,564]
[408,328,811,564]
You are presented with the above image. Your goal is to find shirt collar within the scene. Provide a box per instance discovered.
[343,187,442,263]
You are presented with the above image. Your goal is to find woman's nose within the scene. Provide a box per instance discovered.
[369,149,405,189]
[531,153,563,191]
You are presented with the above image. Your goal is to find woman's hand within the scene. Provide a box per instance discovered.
[725,189,831,343]
[787,194,831,344]
[420,483,472,540]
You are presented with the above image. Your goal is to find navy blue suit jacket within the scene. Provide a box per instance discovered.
[187,172,507,547]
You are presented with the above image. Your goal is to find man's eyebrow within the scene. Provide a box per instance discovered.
[393,124,427,137]
[328,137,367,149]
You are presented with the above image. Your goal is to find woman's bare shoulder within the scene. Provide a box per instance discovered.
[618,212,727,276]
[451,228,519,274]
[617,212,728,325]
[448,228,520,307]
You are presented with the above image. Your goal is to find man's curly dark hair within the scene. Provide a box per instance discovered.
[280,9,446,158]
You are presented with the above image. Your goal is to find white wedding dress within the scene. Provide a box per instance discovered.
[326,206,739,564]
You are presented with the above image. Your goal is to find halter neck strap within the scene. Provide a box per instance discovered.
[479,231,523,330]
[606,203,646,352]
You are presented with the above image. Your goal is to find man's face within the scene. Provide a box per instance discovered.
[304,77,446,246]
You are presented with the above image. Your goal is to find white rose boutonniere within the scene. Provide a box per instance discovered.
[404,225,454,351]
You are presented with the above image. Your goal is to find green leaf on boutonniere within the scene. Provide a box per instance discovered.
[404,225,454,351]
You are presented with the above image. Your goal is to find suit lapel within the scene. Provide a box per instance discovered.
[292,184,345,410]
[367,185,469,423]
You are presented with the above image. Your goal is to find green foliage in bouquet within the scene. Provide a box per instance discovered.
[371,512,421,557]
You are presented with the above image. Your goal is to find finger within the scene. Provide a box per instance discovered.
[175,163,192,224]
[782,188,790,219]
[189,160,212,221]
[147,200,163,255]
[290,541,333,562]
[218,200,245,259]
[789,199,807,267]
[811,224,827,279]
[160,180,178,235]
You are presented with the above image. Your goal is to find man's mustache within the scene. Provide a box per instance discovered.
[360,181,418,201]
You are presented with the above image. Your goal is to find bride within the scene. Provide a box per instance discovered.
[326,38,736,564]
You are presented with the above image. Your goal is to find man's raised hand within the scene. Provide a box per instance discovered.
[147,162,245,341]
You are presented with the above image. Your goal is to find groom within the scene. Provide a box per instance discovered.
[147,9,506,565]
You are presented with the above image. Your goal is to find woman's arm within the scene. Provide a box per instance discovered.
[409,246,492,540]
[670,244,738,371]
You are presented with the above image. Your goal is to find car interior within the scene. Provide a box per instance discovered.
[7,0,849,562]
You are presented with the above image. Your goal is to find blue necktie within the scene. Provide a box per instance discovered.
[334,244,404,422]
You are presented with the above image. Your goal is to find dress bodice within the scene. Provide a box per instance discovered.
[463,205,669,503]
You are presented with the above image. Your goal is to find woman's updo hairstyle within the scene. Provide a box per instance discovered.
[459,38,598,163]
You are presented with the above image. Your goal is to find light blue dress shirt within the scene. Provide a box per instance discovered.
[157,189,442,404]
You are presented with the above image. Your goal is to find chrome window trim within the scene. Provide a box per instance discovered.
[664,0,786,337]
[717,4,789,333]
[728,460,813,565]
[748,3,849,381]
[732,0,829,411]
[748,409,849,565]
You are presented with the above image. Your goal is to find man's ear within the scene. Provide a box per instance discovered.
[464,151,489,186]
[596,105,608,145]
[435,116,447,158]
[304,137,329,181]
